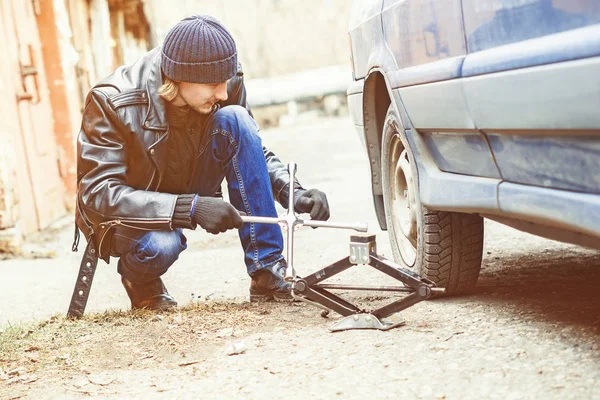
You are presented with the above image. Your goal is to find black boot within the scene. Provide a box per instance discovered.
[121,277,178,311]
[249,260,292,302]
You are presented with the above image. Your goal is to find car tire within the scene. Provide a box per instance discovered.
[381,105,484,294]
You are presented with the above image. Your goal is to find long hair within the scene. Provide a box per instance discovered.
[158,76,179,102]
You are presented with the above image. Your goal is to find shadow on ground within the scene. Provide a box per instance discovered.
[471,249,600,333]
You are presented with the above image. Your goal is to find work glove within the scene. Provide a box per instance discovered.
[293,189,330,221]
[192,196,244,234]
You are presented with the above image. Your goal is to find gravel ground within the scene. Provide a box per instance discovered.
[1,116,599,399]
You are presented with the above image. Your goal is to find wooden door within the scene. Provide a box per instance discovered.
[0,0,66,233]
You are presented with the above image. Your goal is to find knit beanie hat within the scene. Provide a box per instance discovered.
[161,15,237,84]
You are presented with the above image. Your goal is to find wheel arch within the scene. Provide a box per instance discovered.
[363,68,414,230]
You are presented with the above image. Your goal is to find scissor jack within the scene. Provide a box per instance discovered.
[240,162,444,332]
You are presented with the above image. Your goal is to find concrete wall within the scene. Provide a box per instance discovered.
[144,0,352,79]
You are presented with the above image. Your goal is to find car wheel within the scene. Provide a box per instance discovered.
[381,106,484,294]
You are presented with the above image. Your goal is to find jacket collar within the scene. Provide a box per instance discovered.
[143,48,169,131]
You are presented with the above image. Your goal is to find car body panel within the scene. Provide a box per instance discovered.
[462,0,600,54]
[347,93,365,147]
[350,1,399,80]
[462,24,600,77]
[388,55,465,88]
[398,79,475,130]
[498,181,600,238]
[488,134,600,193]
[465,55,600,191]
[422,132,502,178]
[347,80,365,126]
[404,128,501,213]
[382,0,467,69]
[350,1,383,30]
[463,56,600,130]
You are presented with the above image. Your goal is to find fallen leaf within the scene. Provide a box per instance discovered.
[7,367,25,376]
[443,332,465,342]
[18,330,33,340]
[88,375,117,386]
[62,385,97,396]
[19,375,38,384]
[178,360,202,367]
[24,346,40,353]
[156,386,176,392]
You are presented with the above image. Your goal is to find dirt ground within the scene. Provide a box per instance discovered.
[1,117,599,399]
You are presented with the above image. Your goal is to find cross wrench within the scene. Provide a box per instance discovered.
[239,162,368,306]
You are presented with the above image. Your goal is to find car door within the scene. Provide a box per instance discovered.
[461,0,600,194]
[382,0,502,180]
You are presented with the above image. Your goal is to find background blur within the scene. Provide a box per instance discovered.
[0,0,352,251]
[145,0,352,79]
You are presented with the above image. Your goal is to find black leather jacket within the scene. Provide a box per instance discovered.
[76,47,297,262]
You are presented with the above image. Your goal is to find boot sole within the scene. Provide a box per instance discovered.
[249,292,297,303]
[132,299,178,311]
[249,293,275,303]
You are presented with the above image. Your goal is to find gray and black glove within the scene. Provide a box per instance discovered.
[192,196,244,234]
[294,189,330,221]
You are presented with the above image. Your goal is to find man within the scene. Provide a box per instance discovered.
[75,15,330,310]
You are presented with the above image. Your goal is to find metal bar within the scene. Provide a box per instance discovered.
[287,219,295,279]
[302,220,368,232]
[240,216,368,233]
[302,256,353,286]
[314,283,414,293]
[293,295,333,313]
[287,162,298,285]
[288,163,296,216]
[368,254,426,289]
[300,287,360,317]
[240,215,282,225]
[311,287,364,312]
[371,292,425,319]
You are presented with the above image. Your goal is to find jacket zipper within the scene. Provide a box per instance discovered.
[97,218,172,259]
[145,168,157,191]
[147,129,170,192]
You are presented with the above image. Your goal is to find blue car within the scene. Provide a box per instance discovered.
[346,0,600,294]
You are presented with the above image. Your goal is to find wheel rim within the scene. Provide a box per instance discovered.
[388,136,417,267]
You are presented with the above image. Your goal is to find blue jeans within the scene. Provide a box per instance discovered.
[113,105,284,284]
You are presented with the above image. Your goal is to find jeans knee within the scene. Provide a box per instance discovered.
[132,229,187,271]
[212,106,259,139]
[214,105,251,122]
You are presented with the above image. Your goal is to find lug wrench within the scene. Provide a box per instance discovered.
[239,162,368,308]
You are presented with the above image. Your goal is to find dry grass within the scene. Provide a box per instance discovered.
[0,301,293,387]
